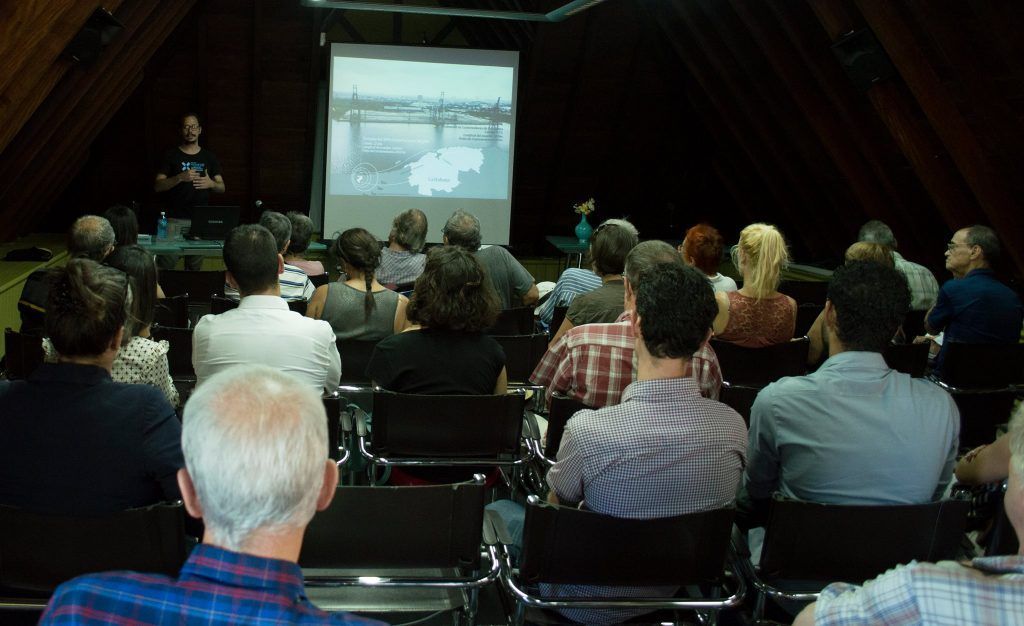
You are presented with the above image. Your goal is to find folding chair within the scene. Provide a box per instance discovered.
[534,394,590,465]
[710,337,809,387]
[935,342,1024,449]
[735,495,969,621]
[902,309,927,340]
[491,334,549,384]
[778,280,828,305]
[209,294,239,315]
[2,328,44,380]
[883,342,929,377]
[300,476,498,624]
[793,303,822,339]
[309,273,330,288]
[495,497,743,626]
[288,299,308,316]
[149,325,196,398]
[489,307,535,335]
[153,294,190,328]
[336,339,378,385]
[157,270,224,303]
[0,502,188,611]
[355,389,532,486]
[718,382,759,426]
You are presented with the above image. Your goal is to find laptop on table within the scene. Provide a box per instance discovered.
[186,206,240,241]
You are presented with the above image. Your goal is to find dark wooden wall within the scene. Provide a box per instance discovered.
[3,0,1024,279]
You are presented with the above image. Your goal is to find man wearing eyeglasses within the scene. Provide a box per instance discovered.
[154,113,226,270]
[925,225,1022,374]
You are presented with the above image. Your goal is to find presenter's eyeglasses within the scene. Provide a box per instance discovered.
[182,124,200,131]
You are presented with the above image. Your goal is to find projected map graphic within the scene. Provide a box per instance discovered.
[328,57,513,200]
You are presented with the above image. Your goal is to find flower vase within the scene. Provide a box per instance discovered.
[575,215,593,244]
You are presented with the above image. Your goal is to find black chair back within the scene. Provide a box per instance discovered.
[322,397,343,462]
[492,334,549,383]
[371,390,526,459]
[902,309,927,339]
[711,337,809,387]
[941,342,1024,389]
[546,394,590,458]
[153,294,189,328]
[3,328,44,380]
[794,303,822,338]
[149,325,194,380]
[519,499,735,586]
[158,270,224,302]
[550,305,569,337]
[718,383,758,426]
[393,281,416,294]
[955,391,1018,451]
[778,280,828,305]
[300,479,486,569]
[309,273,330,288]
[883,342,929,377]
[759,497,969,584]
[336,339,378,384]
[287,299,308,315]
[0,502,188,592]
[489,307,535,335]
[209,294,239,315]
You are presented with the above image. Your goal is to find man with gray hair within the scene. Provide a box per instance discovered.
[443,209,538,309]
[793,404,1024,625]
[858,220,938,311]
[225,210,315,302]
[926,224,1023,375]
[18,215,117,334]
[40,365,382,625]
[377,208,428,286]
[531,240,721,408]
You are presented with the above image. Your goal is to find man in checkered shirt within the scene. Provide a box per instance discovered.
[530,240,722,408]
[858,220,939,311]
[795,405,1024,625]
[492,261,746,624]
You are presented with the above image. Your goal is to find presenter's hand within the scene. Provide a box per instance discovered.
[193,172,215,189]
[177,169,198,184]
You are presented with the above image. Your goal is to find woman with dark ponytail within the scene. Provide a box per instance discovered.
[306,228,409,340]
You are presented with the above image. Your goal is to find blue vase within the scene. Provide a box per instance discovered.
[575,215,593,244]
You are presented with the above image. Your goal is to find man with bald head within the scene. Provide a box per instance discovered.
[18,214,116,334]
[40,365,382,625]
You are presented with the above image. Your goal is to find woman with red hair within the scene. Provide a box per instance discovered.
[680,223,738,293]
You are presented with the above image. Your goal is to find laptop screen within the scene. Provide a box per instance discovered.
[189,206,240,240]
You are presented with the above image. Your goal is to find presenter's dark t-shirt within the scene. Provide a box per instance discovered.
[160,147,222,219]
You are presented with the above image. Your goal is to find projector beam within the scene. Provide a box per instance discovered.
[300,0,610,22]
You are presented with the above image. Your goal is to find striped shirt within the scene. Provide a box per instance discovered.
[376,247,426,286]
[544,377,747,624]
[39,543,384,625]
[224,262,316,302]
[893,252,939,311]
[530,311,722,407]
[812,555,1024,625]
[536,268,602,326]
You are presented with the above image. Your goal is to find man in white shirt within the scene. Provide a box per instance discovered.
[194,224,341,394]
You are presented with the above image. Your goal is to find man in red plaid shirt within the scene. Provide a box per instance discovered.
[531,240,722,408]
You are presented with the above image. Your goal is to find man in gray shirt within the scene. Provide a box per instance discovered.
[442,209,538,310]
[738,261,959,530]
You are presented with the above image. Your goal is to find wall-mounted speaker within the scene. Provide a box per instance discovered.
[63,7,124,65]
[831,28,897,92]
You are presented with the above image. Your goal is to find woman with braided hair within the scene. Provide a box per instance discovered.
[306,227,408,340]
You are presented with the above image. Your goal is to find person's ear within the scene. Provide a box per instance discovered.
[225,271,239,290]
[824,300,837,332]
[623,277,635,311]
[316,460,339,511]
[277,254,285,276]
[177,469,204,520]
[283,239,292,255]
[109,325,125,352]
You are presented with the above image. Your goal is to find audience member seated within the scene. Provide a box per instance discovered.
[307,228,408,340]
[193,224,341,394]
[104,204,140,247]
[680,223,738,293]
[793,408,1024,626]
[956,428,1013,486]
[18,214,116,334]
[806,241,895,364]
[0,259,182,514]
[713,223,797,347]
[377,208,428,286]
[443,209,538,309]
[490,262,746,625]
[39,365,383,626]
[738,262,959,539]
[224,211,315,302]
[549,219,638,344]
[44,245,179,406]
[535,218,638,328]
[859,219,939,311]
[532,241,722,407]
[925,225,1023,375]
[283,211,325,276]
[367,245,507,394]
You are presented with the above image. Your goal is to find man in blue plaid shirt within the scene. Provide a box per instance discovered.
[40,365,382,625]
[794,406,1024,625]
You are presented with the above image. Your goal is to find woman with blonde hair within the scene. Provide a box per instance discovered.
[713,223,797,347]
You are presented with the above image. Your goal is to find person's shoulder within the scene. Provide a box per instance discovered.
[47,569,177,612]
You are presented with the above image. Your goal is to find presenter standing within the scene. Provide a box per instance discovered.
[154,113,226,270]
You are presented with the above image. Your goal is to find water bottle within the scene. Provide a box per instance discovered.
[156,211,168,240]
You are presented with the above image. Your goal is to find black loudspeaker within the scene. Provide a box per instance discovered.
[831,28,897,91]
[63,8,124,65]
